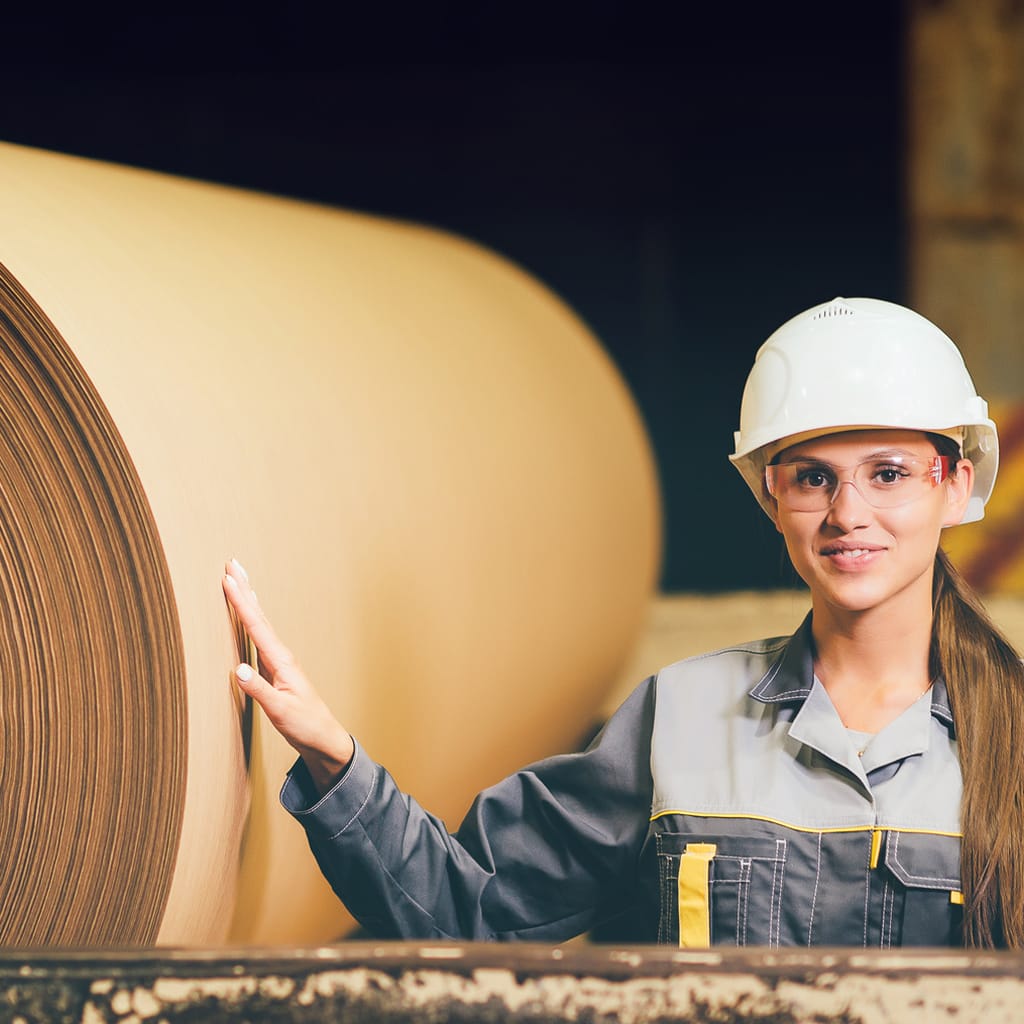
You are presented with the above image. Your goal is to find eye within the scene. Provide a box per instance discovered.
[794,466,834,490]
[871,463,911,486]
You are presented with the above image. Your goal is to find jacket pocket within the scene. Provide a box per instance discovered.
[656,832,787,947]
[882,830,962,947]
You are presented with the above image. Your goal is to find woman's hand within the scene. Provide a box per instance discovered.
[222,559,355,793]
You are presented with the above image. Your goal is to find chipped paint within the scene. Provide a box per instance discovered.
[5,945,1024,1022]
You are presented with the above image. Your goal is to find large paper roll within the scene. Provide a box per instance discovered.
[0,142,661,945]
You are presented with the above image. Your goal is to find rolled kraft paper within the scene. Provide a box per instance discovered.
[0,142,661,946]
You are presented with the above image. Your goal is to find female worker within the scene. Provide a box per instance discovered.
[223,296,1023,948]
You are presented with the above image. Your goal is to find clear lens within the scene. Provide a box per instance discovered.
[764,455,950,512]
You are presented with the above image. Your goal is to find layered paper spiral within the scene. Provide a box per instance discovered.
[0,142,661,945]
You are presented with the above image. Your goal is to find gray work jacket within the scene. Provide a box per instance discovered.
[281,615,964,946]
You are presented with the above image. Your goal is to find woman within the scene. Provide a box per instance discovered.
[223,296,1023,948]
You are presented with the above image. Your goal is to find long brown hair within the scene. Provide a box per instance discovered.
[932,543,1024,948]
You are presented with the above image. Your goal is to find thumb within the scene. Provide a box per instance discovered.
[234,662,277,710]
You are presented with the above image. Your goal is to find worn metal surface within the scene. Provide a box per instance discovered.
[3,943,1024,1023]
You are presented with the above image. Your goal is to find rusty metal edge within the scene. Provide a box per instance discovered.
[1,941,1021,981]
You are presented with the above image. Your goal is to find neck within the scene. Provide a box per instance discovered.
[810,590,934,732]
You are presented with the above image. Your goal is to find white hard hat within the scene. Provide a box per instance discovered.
[730,296,998,525]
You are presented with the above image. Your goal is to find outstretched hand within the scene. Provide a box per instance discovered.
[222,559,355,793]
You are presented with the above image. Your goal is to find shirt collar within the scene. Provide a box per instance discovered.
[749,611,957,737]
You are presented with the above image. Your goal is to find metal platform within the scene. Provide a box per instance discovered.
[4,942,1024,1023]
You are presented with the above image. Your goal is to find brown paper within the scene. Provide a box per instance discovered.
[0,142,661,945]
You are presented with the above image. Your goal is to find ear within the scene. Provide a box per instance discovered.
[942,458,975,527]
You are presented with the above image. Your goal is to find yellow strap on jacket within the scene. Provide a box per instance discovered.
[677,842,718,947]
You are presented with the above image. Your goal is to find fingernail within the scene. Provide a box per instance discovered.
[231,558,249,582]
[236,664,255,682]
[223,573,238,589]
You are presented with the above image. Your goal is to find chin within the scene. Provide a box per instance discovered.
[823,591,888,614]
[811,571,930,616]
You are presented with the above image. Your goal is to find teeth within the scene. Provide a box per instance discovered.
[832,548,870,557]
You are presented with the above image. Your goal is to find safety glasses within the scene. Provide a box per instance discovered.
[765,455,951,512]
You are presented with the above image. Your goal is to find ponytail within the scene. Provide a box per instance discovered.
[932,547,1024,947]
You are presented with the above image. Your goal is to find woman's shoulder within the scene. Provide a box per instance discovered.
[658,633,793,675]
[651,632,800,708]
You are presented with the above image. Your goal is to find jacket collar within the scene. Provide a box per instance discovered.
[748,613,815,704]
[749,611,956,735]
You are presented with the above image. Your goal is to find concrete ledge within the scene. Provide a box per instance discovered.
[4,943,1024,1023]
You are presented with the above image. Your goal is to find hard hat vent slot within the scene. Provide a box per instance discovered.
[812,299,855,320]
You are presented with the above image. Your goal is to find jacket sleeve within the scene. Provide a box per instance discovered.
[280,676,657,941]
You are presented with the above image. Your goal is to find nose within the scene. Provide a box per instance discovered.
[825,478,873,531]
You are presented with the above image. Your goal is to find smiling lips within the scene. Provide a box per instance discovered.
[820,541,886,564]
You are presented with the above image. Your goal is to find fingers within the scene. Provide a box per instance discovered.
[223,558,259,621]
[222,559,295,680]
[221,559,356,781]
[223,564,306,720]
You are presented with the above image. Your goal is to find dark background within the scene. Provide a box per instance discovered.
[0,5,906,590]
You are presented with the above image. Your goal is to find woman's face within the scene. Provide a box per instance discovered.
[769,429,974,617]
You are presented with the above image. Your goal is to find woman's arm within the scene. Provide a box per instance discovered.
[221,559,655,940]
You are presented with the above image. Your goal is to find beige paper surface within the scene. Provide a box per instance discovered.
[0,142,661,945]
